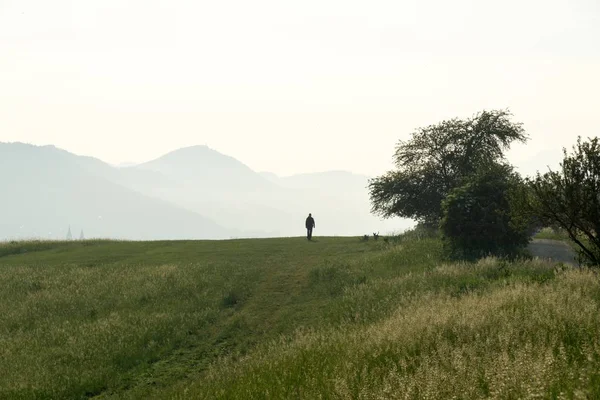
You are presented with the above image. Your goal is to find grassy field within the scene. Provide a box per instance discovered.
[1,234,600,399]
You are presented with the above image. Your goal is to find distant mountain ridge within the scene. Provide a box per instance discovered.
[0,142,232,240]
[1,142,412,240]
[135,145,273,191]
[128,147,407,237]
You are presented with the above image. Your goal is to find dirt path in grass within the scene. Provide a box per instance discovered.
[528,239,577,266]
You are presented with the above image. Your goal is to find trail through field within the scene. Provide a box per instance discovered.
[528,239,577,266]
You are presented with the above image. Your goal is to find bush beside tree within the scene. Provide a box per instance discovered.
[369,109,527,226]
[440,164,531,260]
[369,110,531,260]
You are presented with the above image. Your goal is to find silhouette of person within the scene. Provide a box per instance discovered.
[305,213,315,240]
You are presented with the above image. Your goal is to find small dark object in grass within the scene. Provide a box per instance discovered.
[222,290,242,308]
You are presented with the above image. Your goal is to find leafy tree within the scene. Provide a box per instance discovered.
[527,137,600,266]
[369,110,528,224]
[440,164,531,260]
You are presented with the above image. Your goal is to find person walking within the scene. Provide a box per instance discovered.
[305,213,315,240]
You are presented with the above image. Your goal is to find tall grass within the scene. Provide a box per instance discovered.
[0,237,407,399]
[1,235,597,399]
[0,259,228,398]
[172,261,600,399]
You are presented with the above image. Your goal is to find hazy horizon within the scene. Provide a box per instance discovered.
[1,0,599,178]
[0,141,378,178]
[0,137,579,181]
[1,0,599,240]
[0,141,414,240]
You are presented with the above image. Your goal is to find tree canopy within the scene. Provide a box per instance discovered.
[526,137,600,266]
[369,110,528,224]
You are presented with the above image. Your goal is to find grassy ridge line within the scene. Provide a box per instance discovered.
[0,240,94,258]
[171,261,600,399]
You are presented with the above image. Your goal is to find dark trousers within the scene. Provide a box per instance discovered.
[306,227,313,240]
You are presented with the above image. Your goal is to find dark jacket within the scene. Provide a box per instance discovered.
[305,216,315,229]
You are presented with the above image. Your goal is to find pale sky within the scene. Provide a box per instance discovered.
[1,0,599,177]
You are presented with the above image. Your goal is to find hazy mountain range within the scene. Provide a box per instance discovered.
[0,142,412,240]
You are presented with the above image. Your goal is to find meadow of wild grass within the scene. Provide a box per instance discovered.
[1,234,599,399]
[177,260,600,399]
[0,237,397,399]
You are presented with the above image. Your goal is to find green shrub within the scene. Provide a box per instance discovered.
[440,164,530,260]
